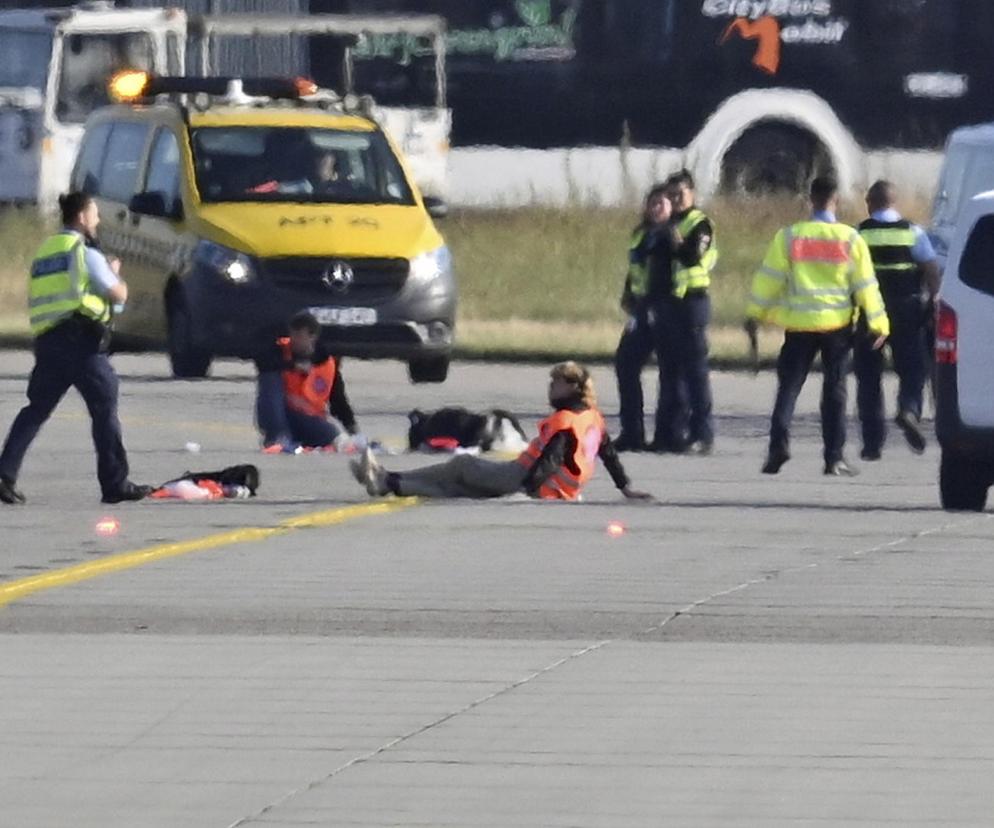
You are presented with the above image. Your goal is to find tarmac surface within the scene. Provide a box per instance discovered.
[1,351,992,827]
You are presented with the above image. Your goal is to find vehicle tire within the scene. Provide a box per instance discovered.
[720,122,833,195]
[408,356,449,384]
[939,449,990,512]
[167,295,212,379]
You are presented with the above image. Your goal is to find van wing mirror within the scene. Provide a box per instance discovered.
[129,191,182,220]
[423,195,448,219]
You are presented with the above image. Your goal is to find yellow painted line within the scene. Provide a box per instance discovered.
[0,499,418,608]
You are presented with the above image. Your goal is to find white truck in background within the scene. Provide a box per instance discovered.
[192,13,451,201]
[0,2,185,207]
[0,3,450,208]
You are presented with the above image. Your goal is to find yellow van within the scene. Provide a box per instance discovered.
[70,74,455,381]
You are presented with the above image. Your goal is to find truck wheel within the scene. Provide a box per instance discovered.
[721,123,832,195]
[408,356,449,384]
[167,297,212,379]
[939,449,990,511]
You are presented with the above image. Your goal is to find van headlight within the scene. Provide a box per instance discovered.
[194,240,255,284]
[409,245,452,285]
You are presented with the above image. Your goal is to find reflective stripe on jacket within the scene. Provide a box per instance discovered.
[747,220,890,337]
[516,407,605,500]
[278,337,337,418]
[29,232,110,336]
[672,208,718,298]
[858,218,919,298]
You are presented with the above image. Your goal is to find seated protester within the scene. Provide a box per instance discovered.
[255,311,364,452]
[351,361,653,501]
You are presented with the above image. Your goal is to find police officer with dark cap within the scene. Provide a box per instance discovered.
[0,191,151,505]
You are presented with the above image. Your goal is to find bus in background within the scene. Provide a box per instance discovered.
[0,3,185,207]
[315,0,994,204]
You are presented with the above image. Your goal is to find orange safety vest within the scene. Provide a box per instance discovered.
[277,337,337,418]
[516,407,605,500]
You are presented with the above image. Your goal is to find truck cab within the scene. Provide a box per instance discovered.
[0,2,185,207]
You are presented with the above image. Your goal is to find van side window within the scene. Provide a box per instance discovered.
[102,122,150,203]
[959,215,994,298]
[71,122,113,196]
[145,129,182,216]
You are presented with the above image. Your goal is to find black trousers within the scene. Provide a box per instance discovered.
[669,291,714,445]
[0,319,129,496]
[853,293,928,452]
[769,327,852,465]
[614,303,688,446]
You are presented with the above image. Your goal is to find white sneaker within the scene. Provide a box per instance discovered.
[350,447,388,496]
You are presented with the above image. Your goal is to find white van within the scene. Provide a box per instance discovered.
[934,190,994,511]
[929,123,994,270]
[0,2,185,207]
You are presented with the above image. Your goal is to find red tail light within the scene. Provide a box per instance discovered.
[935,300,958,365]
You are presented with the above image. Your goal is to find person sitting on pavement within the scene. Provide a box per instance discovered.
[350,361,653,501]
[255,311,365,453]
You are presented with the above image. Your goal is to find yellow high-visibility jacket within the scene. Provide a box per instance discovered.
[746,220,890,337]
[672,208,718,298]
[29,232,110,336]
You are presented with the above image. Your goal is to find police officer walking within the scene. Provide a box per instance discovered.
[613,183,682,452]
[745,176,890,476]
[661,169,717,454]
[853,180,940,459]
[0,192,151,505]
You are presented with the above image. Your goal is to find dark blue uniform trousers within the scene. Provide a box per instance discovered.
[614,304,689,447]
[853,293,927,453]
[0,319,129,496]
[769,327,852,466]
[666,292,714,446]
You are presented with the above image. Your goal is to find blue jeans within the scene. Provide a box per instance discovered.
[256,371,340,447]
[0,319,129,496]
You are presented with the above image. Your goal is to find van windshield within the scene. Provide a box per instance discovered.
[0,30,52,91]
[190,126,416,206]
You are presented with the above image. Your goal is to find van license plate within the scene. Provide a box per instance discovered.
[308,307,377,326]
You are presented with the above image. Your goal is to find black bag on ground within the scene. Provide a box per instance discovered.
[407,407,528,452]
[171,464,260,496]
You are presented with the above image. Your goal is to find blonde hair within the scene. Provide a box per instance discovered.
[551,361,597,408]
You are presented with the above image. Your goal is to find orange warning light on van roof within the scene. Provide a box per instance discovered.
[108,69,151,102]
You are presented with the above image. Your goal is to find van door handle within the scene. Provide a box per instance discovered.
[116,209,127,222]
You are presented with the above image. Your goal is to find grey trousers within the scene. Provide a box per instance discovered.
[396,454,528,499]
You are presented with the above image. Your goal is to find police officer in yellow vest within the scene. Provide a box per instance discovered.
[613,183,682,451]
[853,180,941,460]
[0,192,151,505]
[745,176,890,477]
[661,169,718,454]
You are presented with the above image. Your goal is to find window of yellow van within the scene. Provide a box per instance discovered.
[190,126,414,205]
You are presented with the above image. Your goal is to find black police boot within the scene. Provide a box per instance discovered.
[895,410,926,455]
[613,433,646,452]
[761,447,790,474]
[0,475,26,505]
[101,482,154,504]
[824,459,858,477]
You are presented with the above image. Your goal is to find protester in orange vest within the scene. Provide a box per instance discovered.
[255,310,363,452]
[350,361,652,501]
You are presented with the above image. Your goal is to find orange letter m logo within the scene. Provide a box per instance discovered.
[720,15,781,76]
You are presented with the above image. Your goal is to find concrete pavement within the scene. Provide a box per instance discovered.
[1,352,992,826]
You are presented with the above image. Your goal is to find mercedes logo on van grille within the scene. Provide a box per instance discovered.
[322,261,354,292]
